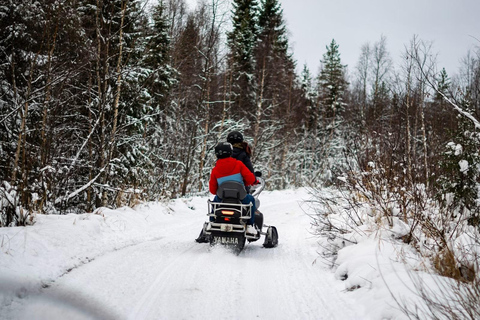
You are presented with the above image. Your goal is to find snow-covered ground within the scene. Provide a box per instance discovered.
[0,187,446,320]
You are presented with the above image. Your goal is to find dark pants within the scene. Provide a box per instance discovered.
[213,195,256,225]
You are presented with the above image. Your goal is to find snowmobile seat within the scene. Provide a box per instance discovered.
[214,181,251,219]
[216,181,247,203]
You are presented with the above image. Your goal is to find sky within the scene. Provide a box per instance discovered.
[279,0,480,76]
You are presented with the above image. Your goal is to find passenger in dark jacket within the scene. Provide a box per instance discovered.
[227,131,254,173]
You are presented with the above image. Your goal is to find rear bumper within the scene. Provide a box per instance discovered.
[208,222,245,233]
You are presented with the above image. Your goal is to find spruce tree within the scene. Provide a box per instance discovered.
[437,93,480,226]
[318,39,348,123]
[255,0,297,188]
[227,0,259,118]
[142,1,176,109]
[300,64,317,131]
[435,68,450,103]
[317,39,349,184]
[256,0,292,108]
[258,0,288,56]
[0,0,46,223]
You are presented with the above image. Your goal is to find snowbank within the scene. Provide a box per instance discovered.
[307,186,480,320]
[0,197,205,310]
[3,187,473,320]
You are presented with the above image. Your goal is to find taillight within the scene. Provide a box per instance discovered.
[221,210,234,215]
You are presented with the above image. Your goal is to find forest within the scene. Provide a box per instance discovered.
[1,0,480,232]
[2,0,480,317]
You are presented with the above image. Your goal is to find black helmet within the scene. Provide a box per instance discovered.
[227,131,243,144]
[215,142,233,159]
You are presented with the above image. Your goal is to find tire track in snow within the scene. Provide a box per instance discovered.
[127,244,206,320]
[37,189,367,320]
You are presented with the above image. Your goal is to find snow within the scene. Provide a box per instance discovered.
[459,159,469,173]
[0,187,468,320]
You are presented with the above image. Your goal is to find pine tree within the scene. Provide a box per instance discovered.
[142,1,176,109]
[316,39,349,184]
[227,0,259,117]
[254,0,296,188]
[435,68,450,103]
[0,0,94,217]
[318,39,348,124]
[0,0,44,182]
[300,64,317,130]
[256,0,292,111]
[0,0,46,223]
[437,93,480,226]
[258,0,288,56]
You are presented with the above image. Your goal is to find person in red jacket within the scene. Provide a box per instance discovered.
[210,142,258,234]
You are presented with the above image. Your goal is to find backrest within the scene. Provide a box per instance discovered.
[217,181,247,201]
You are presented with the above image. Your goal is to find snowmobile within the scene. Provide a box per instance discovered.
[195,175,278,253]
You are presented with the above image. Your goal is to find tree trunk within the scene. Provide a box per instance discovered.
[253,56,266,154]
[420,81,429,189]
[11,49,41,198]
[103,0,127,206]
[95,0,105,208]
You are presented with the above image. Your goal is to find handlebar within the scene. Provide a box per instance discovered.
[250,176,265,198]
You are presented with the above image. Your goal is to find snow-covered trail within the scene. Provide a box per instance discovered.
[8,189,366,320]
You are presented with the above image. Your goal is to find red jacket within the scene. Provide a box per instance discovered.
[209,157,256,195]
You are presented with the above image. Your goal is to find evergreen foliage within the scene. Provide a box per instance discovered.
[318,39,348,122]
[435,68,451,102]
[316,40,349,183]
[227,0,259,117]
[0,0,479,235]
[2,4,479,317]
[258,0,288,56]
[437,95,480,224]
